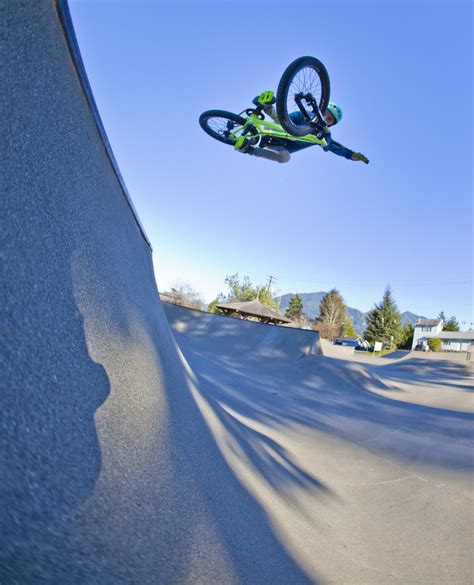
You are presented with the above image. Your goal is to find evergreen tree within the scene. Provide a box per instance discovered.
[364,287,403,347]
[399,323,414,349]
[285,294,304,321]
[315,289,346,339]
[443,316,460,331]
[342,316,357,337]
[438,310,446,323]
[208,295,225,314]
[225,273,257,303]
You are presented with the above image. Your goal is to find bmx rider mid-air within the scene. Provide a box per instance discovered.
[199,57,370,166]
[236,94,369,165]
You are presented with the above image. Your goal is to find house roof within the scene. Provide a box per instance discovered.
[438,330,474,341]
[418,330,474,341]
[414,319,441,327]
[216,300,292,324]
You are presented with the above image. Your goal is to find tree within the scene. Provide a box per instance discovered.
[438,310,446,323]
[224,273,257,303]
[399,323,414,349]
[427,338,442,352]
[170,282,205,310]
[209,273,281,313]
[342,316,357,337]
[443,316,460,332]
[314,289,346,339]
[364,287,403,347]
[208,295,226,314]
[285,294,304,321]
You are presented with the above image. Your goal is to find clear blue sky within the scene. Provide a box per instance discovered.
[70,0,472,326]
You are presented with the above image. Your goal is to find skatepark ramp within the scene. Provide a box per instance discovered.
[163,303,321,360]
[1,2,314,583]
[2,2,473,584]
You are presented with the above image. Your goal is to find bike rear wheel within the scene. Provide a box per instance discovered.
[276,57,330,137]
[199,110,248,146]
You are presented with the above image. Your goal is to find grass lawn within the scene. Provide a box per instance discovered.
[356,348,396,357]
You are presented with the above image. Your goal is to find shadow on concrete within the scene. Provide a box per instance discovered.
[154,332,320,584]
[1,179,110,582]
[177,344,474,477]
[2,3,322,581]
[368,358,474,391]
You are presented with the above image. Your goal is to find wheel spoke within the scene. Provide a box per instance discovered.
[206,116,244,142]
[286,65,323,125]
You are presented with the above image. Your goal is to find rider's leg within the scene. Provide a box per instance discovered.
[252,146,290,164]
[235,136,290,163]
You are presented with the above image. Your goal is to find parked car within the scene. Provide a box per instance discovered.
[415,343,430,352]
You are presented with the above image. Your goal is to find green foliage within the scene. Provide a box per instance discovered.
[427,338,442,351]
[342,316,357,337]
[438,311,459,331]
[213,273,281,312]
[285,294,304,321]
[364,287,403,347]
[258,287,281,312]
[208,296,225,314]
[315,289,346,339]
[399,323,414,349]
[443,316,460,331]
[225,274,257,303]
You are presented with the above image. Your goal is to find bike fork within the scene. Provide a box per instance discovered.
[294,93,326,137]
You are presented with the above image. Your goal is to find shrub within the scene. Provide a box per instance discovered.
[427,338,442,352]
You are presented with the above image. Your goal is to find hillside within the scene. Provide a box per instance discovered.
[278,292,424,334]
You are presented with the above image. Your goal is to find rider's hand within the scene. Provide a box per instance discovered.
[352,152,369,164]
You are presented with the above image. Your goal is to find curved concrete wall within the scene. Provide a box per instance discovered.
[1,2,313,583]
[164,303,321,360]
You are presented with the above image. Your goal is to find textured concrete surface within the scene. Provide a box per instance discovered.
[166,304,474,584]
[2,2,473,584]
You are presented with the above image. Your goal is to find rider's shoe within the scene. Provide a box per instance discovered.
[234,136,255,155]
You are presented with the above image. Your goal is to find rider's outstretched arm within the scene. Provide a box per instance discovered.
[325,138,369,163]
[324,139,354,159]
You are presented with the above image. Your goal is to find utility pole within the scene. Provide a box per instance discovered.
[266,275,276,293]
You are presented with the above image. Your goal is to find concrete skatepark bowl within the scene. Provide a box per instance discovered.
[2,2,473,583]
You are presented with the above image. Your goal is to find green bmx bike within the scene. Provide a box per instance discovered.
[199,56,331,155]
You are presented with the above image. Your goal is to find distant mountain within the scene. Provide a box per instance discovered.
[400,311,423,326]
[278,292,425,335]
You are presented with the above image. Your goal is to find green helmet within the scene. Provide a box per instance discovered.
[327,102,343,124]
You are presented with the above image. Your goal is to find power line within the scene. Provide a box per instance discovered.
[275,277,472,288]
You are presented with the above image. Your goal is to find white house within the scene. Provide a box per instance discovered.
[411,318,474,352]
[411,319,443,349]
[436,331,474,352]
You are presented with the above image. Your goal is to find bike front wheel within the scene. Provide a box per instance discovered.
[276,57,330,137]
[199,110,247,146]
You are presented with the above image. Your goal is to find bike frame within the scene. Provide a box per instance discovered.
[229,113,327,147]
